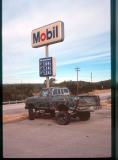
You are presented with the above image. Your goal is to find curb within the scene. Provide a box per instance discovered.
[3,113,28,124]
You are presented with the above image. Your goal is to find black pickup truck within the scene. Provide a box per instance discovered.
[25,87,100,125]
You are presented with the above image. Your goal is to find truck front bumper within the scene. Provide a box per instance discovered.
[77,106,95,112]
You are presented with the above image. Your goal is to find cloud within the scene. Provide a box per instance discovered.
[3,0,110,42]
[57,51,110,66]
[3,0,110,83]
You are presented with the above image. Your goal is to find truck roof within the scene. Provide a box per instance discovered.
[42,87,69,89]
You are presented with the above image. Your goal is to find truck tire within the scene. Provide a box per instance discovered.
[28,109,35,120]
[55,111,70,125]
[35,111,41,118]
[50,111,55,117]
[78,111,90,121]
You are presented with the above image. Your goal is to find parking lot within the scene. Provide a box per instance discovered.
[3,106,111,158]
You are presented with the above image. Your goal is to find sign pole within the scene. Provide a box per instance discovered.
[45,45,49,88]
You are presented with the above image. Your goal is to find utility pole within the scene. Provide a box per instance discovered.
[75,67,80,95]
[91,72,92,83]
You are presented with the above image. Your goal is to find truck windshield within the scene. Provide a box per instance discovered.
[40,90,48,97]
[53,89,58,95]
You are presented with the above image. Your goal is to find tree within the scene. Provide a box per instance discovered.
[49,78,56,87]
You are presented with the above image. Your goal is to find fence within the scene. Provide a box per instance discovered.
[3,100,25,105]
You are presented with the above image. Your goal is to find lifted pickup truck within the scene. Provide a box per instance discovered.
[25,87,100,125]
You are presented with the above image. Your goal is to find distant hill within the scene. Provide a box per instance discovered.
[3,79,111,102]
[58,79,111,95]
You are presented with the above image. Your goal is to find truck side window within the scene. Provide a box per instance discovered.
[58,89,61,95]
[64,89,69,93]
[61,89,64,94]
[53,89,58,95]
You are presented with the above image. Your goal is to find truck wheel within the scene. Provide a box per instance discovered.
[50,111,55,117]
[78,111,90,121]
[35,111,41,118]
[55,111,70,125]
[28,109,35,120]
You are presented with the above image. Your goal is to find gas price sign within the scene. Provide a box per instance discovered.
[39,57,56,77]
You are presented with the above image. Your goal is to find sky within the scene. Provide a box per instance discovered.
[2,0,111,84]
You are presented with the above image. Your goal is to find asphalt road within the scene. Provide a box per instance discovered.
[3,103,26,115]
[3,108,111,158]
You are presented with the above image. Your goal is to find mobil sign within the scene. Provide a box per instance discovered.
[31,21,64,48]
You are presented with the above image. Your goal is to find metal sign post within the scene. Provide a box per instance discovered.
[45,45,49,88]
